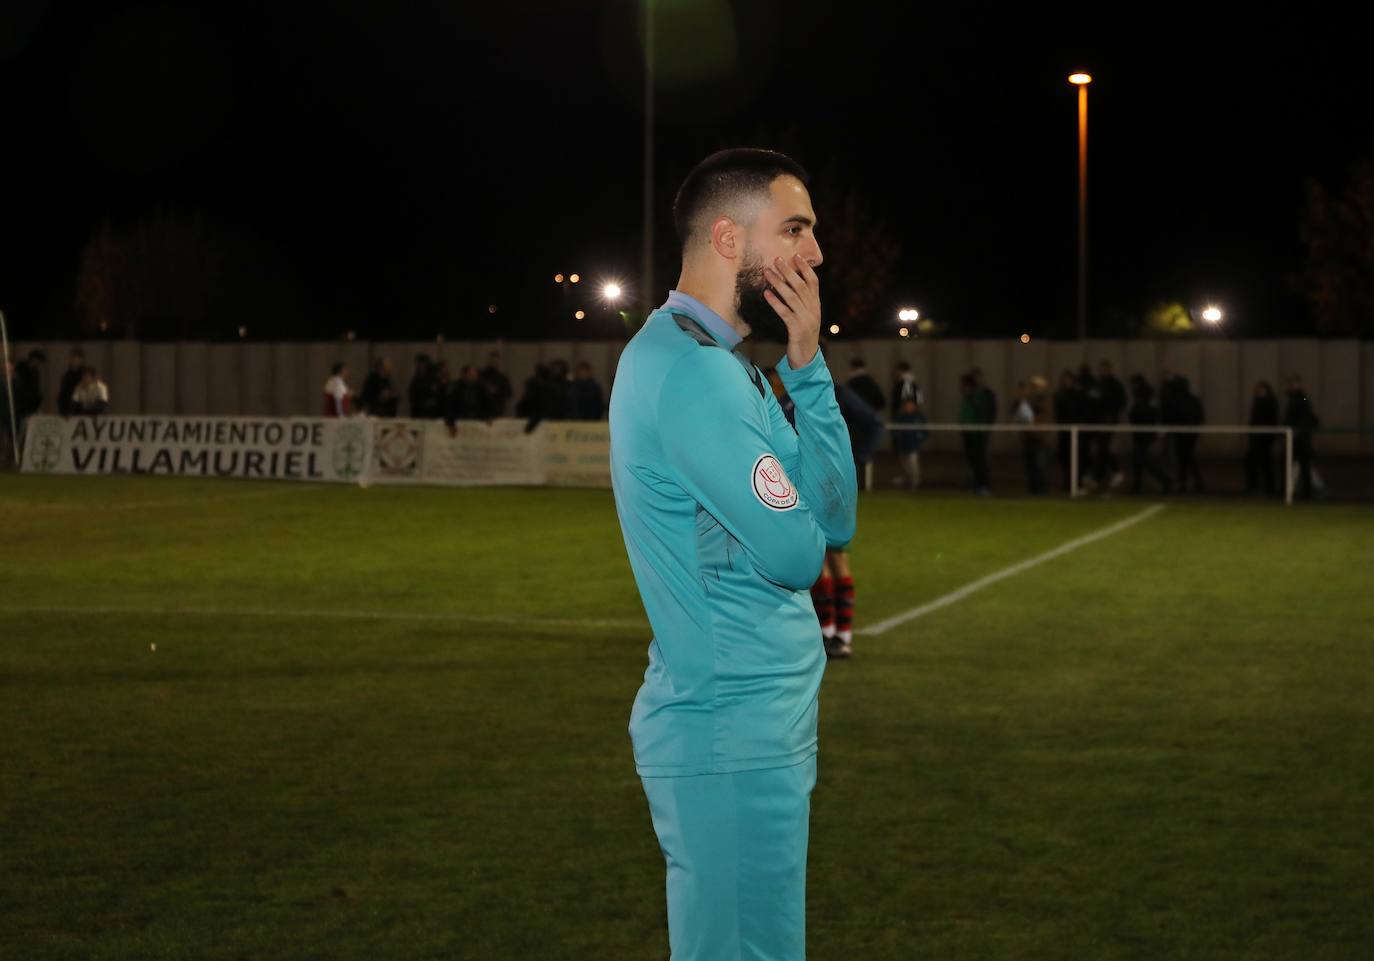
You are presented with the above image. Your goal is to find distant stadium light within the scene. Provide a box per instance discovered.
[1202,306,1223,323]
[898,308,919,322]
[899,327,910,338]
[1020,333,1031,344]
[603,283,622,302]
[1069,72,1092,85]
[554,273,564,284]
[488,305,498,314]
[569,274,581,284]
[828,324,840,335]
[574,310,586,320]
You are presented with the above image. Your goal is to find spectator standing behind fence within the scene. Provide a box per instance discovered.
[544,360,572,420]
[359,358,399,417]
[846,358,885,413]
[1127,375,1172,495]
[1157,369,1180,487]
[1075,363,1104,492]
[444,365,488,433]
[13,350,45,449]
[1284,374,1320,499]
[408,354,442,419]
[72,366,109,416]
[1053,369,1081,492]
[1165,376,1205,493]
[1012,376,1050,494]
[1245,380,1280,496]
[516,363,550,432]
[890,361,926,491]
[323,363,350,418]
[569,362,605,420]
[1096,359,1126,489]
[959,372,992,495]
[479,352,513,417]
[57,348,83,417]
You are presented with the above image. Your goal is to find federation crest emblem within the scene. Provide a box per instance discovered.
[373,423,423,476]
[751,453,797,511]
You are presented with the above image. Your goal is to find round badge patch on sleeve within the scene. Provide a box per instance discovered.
[751,454,799,511]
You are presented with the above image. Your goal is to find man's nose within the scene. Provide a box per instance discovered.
[806,238,823,269]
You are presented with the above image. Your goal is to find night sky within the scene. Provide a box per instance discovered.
[1,1,1370,342]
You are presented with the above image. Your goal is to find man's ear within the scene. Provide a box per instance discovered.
[709,216,739,261]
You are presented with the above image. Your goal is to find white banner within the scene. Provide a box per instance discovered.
[21,415,370,483]
[367,419,610,488]
[20,415,611,489]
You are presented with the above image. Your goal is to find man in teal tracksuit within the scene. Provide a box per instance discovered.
[609,149,857,960]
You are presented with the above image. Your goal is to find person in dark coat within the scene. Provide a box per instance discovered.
[57,349,84,417]
[444,365,488,432]
[959,372,991,494]
[568,362,605,420]
[1168,376,1205,493]
[846,358,886,415]
[479,352,513,418]
[408,354,442,419]
[1095,359,1126,487]
[1283,374,1320,499]
[1127,375,1172,494]
[890,361,927,491]
[1075,363,1104,490]
[1245,380,1280,495]
[360,358,399,417]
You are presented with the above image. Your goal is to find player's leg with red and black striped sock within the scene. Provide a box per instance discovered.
[835,575,855,644]
[811,575,835,639]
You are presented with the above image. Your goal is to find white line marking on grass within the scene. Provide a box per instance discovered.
[19,490,300,513]
[1,604,645,631]
[858,504,1166,637]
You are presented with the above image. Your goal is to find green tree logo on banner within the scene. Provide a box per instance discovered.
[332,423,366,480]
[28,422,64,473]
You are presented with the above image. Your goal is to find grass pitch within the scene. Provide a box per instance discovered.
[2,475,1371,960]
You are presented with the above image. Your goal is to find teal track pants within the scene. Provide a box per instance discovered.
[641,756,817,960]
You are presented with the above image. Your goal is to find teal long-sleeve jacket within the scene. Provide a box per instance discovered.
[609,304,858,777]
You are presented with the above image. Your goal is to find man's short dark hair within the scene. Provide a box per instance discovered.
[673,148,809,252]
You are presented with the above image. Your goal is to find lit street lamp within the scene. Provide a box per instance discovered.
[1069,71,1092,339]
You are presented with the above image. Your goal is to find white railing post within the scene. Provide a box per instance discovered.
[1284,427,1293,507]
[1069,426,1079,499]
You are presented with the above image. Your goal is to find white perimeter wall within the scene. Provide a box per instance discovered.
[13,338,1371,453]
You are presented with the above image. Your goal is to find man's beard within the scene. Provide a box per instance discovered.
[735,253,789,344]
